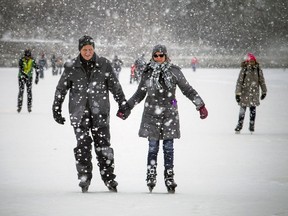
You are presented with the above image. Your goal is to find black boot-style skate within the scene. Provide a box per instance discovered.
[79,175,91,193]
[235,123,243,134]
[105,179,118,192]
[146,168,157,192]
[249,122,255,133]
[164,169,177,194]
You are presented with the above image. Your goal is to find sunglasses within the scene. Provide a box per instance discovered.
[153,54,165,58]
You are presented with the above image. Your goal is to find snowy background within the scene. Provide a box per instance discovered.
[1,0,288,67]
[0,66,288,216]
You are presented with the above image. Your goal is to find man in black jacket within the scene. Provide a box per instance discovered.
[52,35,129,193]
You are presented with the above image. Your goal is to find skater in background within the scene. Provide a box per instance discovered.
[37,53,48,79]
[234,53,267,133]
[55,56,63,75]
[129,63,136,84]
[134,53,146,83]
[17,49,39,113]
[191,56,198,72]
[111,55,123,80]
[52,35,128,193]
[51,54,56,75]
[117,44,208,193]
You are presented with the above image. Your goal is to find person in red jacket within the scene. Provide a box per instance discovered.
[191,57,198,72]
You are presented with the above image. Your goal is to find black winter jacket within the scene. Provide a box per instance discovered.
[53,53,126,127]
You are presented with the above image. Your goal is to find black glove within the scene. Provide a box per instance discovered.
[35,76,39,84]
[235,95,241,103]
[52,105,65,124]
[117,102,131,120]
[260,93,266,100]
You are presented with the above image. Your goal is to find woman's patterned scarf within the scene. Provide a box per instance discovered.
[149,60,173,89]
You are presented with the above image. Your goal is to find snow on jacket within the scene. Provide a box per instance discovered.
[127,62,205,140]
[235,62,267,107]
[53,53,126,128]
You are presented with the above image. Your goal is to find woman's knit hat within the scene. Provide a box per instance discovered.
[152,44,167,56]
[246,53,256,61]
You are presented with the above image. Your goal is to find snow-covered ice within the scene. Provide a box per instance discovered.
[0,67,288,216]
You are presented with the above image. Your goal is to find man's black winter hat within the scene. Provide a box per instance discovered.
[78,35,95,51]
[152,44,167,55]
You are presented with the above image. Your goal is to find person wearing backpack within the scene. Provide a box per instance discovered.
[234,53,267,133]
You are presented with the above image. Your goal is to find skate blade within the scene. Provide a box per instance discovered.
[148,186,154,193]
[167,187,176,194]
[147,182,155,193]
[107,186,117,192]
[235,131,241,134]
[81,186,89,193]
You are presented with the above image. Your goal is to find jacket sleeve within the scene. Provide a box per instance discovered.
[235,68,246,95]
[174,67,205,110]
[258,68,267,94]
[33,59,39,77]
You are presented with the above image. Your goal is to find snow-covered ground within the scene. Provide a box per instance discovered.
[0,66,288,216]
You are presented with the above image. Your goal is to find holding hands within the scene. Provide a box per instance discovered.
[117,101,131,120]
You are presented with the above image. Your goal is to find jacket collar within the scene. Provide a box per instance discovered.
[74,53,100,68]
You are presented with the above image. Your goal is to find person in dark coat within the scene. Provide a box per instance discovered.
[234,53,267,133]
[52,35,128,193]
[51,54,56,75]
[37,53,48,79]
[117,44,208,193]
[111,55,123,80]
[17,49,39,113]
[134,53,146,83]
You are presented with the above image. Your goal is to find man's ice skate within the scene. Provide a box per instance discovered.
[105,179,118,192]
[79,175,90,193]
[164,169,177,194]
[146,168,157,192]
[17,107,21,113]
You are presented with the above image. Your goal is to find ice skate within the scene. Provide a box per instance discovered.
[234,124,243,134]
[164,169,177,194]
[105,179,118,192]
[79,175,90,193]
[146,168,157,192]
